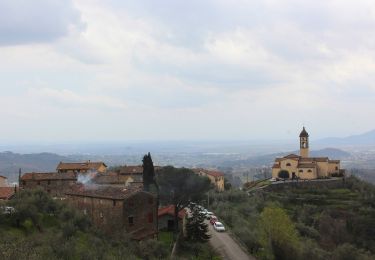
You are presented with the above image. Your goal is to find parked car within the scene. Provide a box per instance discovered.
[214,222,225,232]
[1,206,15,214]
[210,216,218,225]
[206,211,214,219]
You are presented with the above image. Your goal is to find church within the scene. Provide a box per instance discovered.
[272,127,344,180]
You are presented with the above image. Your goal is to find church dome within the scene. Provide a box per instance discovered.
[299,127,309,137]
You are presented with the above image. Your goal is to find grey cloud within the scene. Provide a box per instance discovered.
[0,0,84,46]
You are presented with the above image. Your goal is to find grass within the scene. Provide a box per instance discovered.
[159,230,174,249]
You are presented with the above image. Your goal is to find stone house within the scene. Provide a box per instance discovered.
[20,172,77,197]
[193,169,225,191]
[0,175,8,187]
[66,185,157,240]
[57,161,107,174]
[0,187,16,201]
[92,172,135,186]
[272,127,344,180]
[158,205,186,231]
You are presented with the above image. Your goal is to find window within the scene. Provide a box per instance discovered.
[286,163,291,166]
[37,181,40,185]
[22,181,26,186]
[148,212,153,223]
[48,180,51,185]
[299,170,303,173]
[307,169,312,173]
[335,166,338,170]
[113,200,116,206]
[128,216,134,226]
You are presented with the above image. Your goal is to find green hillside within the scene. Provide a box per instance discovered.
[209,176,375,260]
[0,189,169,260]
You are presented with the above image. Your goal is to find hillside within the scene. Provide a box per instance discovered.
[317,129,375,146]
[210,176,375,259]
[0,152,70,182]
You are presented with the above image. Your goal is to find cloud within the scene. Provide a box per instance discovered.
[0,0,84,45]
[31,87,127,110]
[1,0,375,141]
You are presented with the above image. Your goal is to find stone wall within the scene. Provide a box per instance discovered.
[264,178,346,192]
[67,195,124,233]
[21,179,76,197]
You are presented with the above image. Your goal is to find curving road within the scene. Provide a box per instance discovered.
[207,221,255,260]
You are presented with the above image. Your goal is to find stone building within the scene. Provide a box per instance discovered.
[116,165,162,183]
[66,185,157,240]
[92,172,135,186]
[0,187,16,201]
[0,175,8,187]
[158,205,186,231]
[193,169,225,191]
[57,161,107,174]
[272,127,344,180]
[20,172,77,197]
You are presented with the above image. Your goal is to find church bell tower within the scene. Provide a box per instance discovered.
[299,127,309,158]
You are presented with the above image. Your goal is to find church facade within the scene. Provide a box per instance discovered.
[272,127,344,180]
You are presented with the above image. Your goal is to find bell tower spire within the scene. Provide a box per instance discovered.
[299,127,309,157]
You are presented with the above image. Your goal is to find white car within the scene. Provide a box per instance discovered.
[213,222,225,232]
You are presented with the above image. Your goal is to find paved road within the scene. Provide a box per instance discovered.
[207,221,255,260]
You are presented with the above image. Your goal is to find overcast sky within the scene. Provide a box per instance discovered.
[0,0,374,143]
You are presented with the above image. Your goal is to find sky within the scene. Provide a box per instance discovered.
[0,0,375,143]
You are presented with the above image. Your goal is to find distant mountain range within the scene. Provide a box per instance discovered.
[316,129,375,146]
[0,151,71,182]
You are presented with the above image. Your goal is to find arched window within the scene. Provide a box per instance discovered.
[299,170,303,173]
[307,169,312,173]
[286,163,291,166]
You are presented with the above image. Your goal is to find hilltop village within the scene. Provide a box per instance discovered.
[3,160,223,240]
[3,128,372,260]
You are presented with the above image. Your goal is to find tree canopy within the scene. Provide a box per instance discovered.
[157,166,211,235]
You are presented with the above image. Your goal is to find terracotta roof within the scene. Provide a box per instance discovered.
[193,168,224,177]
[119,166,143,175]
[0,175,7,179]
[158,205,186,219]
[119,165,162,175]
[66,185,145,200]
[206,170,224,177]
[92,172,120,184]
[21,172,77,181]
[285,154,301,158]
[57,162,107,171]
[299,127,309,137]
[298,163,317,168]
[312,157,329,162]
[0,187,15,200]
[329,160,340,163]
[272,164,280,168]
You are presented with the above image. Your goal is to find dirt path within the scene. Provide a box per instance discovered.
[207,221,255,260]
